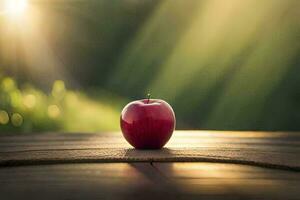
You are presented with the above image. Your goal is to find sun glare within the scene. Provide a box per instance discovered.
[4,0,28,18]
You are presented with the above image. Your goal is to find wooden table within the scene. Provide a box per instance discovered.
[1,131,300,200]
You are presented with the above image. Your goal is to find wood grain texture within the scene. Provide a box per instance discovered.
[0,163,165,200]
[1,131,300,200]
[153,162,300,200]
[1,163,299,200]
[0,131,299,170]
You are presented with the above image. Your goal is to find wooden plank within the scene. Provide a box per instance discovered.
[0,163,177,200]
[1,162,299,200]
[0,131,299,170]
[1,148,299,170]
[0,131,299,152]
[153,162,300,200]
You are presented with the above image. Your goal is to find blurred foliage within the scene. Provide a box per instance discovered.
[0,75,121,133]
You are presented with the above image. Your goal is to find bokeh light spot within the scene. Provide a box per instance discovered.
[1,77,16,91]
[10,91,22,108]
[52,80,66,100]
[48,105,61,118]
[23,94,36,109]
[0,110,9,125]
[11,113,23,127]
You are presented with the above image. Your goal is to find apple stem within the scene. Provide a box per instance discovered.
[147,93,151,104]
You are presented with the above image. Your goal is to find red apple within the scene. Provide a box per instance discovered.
[120,98,176,149]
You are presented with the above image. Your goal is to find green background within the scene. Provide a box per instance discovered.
[0,0,299,132]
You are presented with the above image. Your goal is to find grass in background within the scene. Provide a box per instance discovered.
[0,75,122,133]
